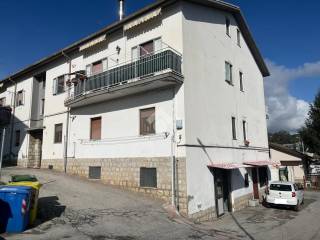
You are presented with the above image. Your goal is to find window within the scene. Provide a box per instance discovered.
[231,117,236,140]
[53,75,66,95]
[140,107,155,135]
[92,61,103,75]
[270,184,292,192]
[237,28,241,46]
[0,97,6,107]
[132,38,162,59]
[15,130,21,147]
[89,166,101,179]
[259,167,268,187]
[16,90,24,106]
[140,40,154,57]
[41,99,45,116]
[226,17,230,36]
[140,167,157,188]
[225,62,233,84]
[90,117,101,140]
[54,123,63,143]
[244,173,249,187]
[239,71,244,91]
[86,58,108,77]
[242,120,247,141]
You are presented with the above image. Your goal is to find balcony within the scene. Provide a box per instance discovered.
[65,48,183,108]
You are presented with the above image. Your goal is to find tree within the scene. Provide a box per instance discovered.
[300,90,320,154]
[268,131,298,144]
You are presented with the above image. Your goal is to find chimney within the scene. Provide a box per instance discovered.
[118,0,124,20]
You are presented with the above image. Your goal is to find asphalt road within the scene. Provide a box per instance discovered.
[1,167,320,240]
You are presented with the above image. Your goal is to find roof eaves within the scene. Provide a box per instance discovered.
[269,142,309,159]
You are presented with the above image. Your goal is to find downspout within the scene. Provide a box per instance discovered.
[62,51,71,173]
[171,87,176,208]
[8,77,17,162]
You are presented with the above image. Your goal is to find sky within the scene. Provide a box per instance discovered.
[0,0,319,133]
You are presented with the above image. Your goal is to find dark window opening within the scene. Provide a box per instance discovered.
[140,167,157,188]
[89,166,101,179]
[232,117,236,140]
[16,91,24,106]
[226,17,230,36]
[242,120,247,141]
[237,28,241,46]
[244,173,249,187]
[239,71,244,91]
[90,117,102,140]
[54,123,63,143]
[259,167,268,187]
[140,108,155,135]
[41,99,45,116]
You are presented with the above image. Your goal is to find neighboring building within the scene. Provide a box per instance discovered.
[0,0,271,220]
[269,143,309,184]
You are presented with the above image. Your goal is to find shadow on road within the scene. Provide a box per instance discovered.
[230,213,255,240]
[34,196,66,227]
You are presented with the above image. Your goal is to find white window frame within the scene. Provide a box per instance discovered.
[131,37,162,60]
[86,58,108,77]
[52,75,68,95]
[225,61,233,84]
[16,90,24,107]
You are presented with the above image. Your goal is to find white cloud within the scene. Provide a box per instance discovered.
[265,60,320,133]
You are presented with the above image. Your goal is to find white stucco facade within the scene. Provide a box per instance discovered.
[1,0,271,219]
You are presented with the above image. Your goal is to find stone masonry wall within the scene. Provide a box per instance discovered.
[233,192,253,211]
[27,133,42,168]
[41,157,188,215]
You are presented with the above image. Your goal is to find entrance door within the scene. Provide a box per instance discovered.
[252,168,259,199]
[214,169,231,217]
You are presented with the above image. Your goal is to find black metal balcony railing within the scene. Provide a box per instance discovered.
[71,48,182,99]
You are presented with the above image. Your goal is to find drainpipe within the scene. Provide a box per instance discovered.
[62,51,71,173]
[171,87,176,208]
[8,77,17,162]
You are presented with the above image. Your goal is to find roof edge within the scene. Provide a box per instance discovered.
[1,0,270,84]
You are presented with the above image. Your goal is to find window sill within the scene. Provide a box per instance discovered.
[139,186,158,189]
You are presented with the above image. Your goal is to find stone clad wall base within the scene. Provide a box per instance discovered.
[41,157,188,215]
[233,192,253,211]
[189,206,216,222]
[17,158,28,168]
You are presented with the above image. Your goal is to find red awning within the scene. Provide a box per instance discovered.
[244,160,280,166]
[207,163,249,169]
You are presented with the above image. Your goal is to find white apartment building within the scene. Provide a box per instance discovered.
[0,0,273,220]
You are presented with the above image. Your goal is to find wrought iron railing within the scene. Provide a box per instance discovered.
[68,47,182,101]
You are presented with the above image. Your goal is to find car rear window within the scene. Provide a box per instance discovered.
[270,184,292,191]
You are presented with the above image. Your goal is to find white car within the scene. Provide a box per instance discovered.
[265,181,304,211]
